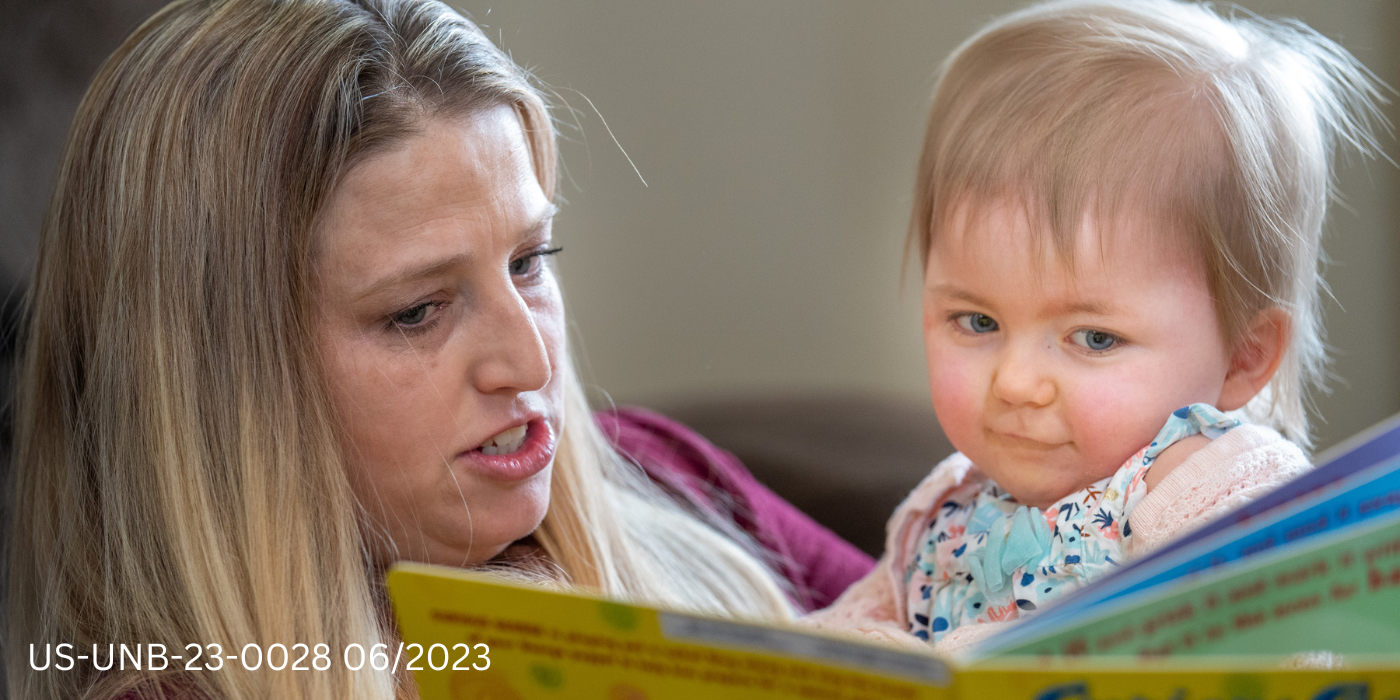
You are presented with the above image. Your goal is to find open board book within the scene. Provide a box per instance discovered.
[387,412,1400,700]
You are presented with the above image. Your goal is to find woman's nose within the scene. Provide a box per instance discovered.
[471,286,552,395]
[990,339,1056,407]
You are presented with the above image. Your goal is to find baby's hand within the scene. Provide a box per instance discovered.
[1143,434,1211,492]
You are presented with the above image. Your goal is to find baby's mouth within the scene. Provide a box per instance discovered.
[989,429,1068,450]
[477,425,528,456]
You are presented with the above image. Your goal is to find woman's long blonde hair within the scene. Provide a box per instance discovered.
[7,1,791,698]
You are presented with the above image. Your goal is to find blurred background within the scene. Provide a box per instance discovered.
[4,0,1397,554]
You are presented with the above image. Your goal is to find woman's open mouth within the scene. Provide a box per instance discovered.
[459,418,556,482]
[479,424,529,455]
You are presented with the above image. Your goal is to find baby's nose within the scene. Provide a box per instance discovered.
[991,343,1056,407]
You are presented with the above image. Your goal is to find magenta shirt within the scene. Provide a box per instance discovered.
[596,407,876,612]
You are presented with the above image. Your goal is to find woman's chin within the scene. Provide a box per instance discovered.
[447,477,553,565]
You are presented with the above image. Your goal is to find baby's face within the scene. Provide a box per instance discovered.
[923,198,1232,508]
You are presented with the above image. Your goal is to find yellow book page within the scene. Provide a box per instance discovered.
[387,563,952,700]
[387,563,1400,700]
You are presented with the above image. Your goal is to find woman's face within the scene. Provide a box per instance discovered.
[313,106,563,567]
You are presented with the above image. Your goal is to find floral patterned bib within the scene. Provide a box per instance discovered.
[905,403,1239,643]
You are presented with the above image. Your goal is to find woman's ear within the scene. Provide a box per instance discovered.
[1218,307,1292,411]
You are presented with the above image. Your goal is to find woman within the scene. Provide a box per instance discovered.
[6,1,871,697]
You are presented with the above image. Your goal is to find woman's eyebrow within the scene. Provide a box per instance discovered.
[518,203,560,241]
[356,205,561,300]
[357,254,470,300]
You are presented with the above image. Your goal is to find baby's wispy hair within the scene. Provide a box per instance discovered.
[911,0,1391,448]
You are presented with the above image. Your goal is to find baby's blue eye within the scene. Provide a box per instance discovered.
[956,313,999,334]
[1072,329,1117,351]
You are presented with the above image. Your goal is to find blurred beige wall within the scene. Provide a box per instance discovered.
[452,0,1400,453]
[3,1,1396,454]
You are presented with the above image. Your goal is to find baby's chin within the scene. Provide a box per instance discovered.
[977,455,1120,510]
[999,483,1075,510]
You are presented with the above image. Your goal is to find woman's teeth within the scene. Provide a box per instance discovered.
[479,425,528,455]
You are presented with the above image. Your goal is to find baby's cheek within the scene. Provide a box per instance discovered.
[1064,370,1169,472]
[927,352,982,451]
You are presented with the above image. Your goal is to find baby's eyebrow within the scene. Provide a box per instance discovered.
[931,284,1125,317]
[928,285,991,308]
[1048,299,1123,316]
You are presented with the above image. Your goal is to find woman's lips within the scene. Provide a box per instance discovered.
[456,418,556,482]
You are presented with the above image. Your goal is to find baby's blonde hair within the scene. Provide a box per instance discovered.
[911,0,1389,448]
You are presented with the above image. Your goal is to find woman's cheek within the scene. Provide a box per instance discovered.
[531,281,567,389]
[537,288,566,355]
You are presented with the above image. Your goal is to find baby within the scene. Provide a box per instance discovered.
[807,0,1387,653]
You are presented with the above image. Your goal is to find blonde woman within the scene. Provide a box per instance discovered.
[6,1,873,697]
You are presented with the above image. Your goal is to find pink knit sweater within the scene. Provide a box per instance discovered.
[802,424,1311,655]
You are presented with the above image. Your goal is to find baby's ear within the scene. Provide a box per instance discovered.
[1218,307,1291,412]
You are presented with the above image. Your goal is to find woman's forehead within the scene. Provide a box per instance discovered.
[331,109,536,223]
[312,108,551,287]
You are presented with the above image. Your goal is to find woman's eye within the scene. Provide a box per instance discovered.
[391,302,434,328]
[509,246,563,277]
[955,313,999,334]
[1071,329,1118,352]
